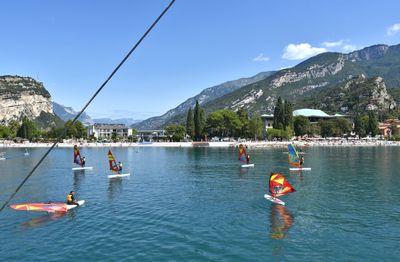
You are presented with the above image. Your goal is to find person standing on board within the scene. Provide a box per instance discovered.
[66,191,79,206]
[118,162,123,174]
[299,156,304,167]
[246,154,250,164]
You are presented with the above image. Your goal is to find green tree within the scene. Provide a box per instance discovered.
[266,128,291,141]
[319,120,335,138]
[293,116,310,136]
[17,117,38,141]
[283,101,293,131]
[111,131,118,142]
[332,118,352,136]
[194,100,205,141]
[8,120,20,138]
[248,115,263,140]
[205,110,224,137]
[0,125,11,138]
[273,97,284,130]
[65,120,87,139]
[46,127,64,140]
[165,124,186,142]
[367,111,378,137]
[236,108,250,137]
[353,114,366,138]
[131,128,138,142]
[205,109,242,138]
[186,108,194,139]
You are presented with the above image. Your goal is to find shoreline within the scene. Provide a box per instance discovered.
[1,140,400,148]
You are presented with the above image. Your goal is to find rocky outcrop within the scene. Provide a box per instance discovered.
[301,76,396,113]
[0,76,54,125]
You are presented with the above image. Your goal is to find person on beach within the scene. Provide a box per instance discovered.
[246,154,250,164]
[66,191,79,206]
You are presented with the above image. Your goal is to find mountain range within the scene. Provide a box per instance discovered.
[134,43,400,130]
[132,71,275,130]
[1,43,400,131]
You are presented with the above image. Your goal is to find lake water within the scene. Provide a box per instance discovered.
[0,146,399,261]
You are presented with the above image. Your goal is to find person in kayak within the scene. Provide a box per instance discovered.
[66,191,79,206]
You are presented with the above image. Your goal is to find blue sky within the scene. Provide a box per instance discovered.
[1,0,400,119]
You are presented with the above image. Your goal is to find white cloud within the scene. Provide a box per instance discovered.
[253,53,270,62]
[342,44,357,52]
[282,43,327,60]
[387,23,400,35]
[322,40,344,48]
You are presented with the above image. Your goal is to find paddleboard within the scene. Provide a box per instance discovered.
[66,200,85,210]
[72,167,93,171]
[108,173,130,179]
[264,194,285,205]
[289,167,311,171]
[283,152,305,154]
[241,164,255,168]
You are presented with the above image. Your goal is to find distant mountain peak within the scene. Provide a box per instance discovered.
[133,71,275,130]
[52,102,93,126]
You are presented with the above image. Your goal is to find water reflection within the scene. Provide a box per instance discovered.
[108,178,123,200]
[19,212,66,229]
[73,170,86,192]
[238,167,250,178]
[270,204,294,240]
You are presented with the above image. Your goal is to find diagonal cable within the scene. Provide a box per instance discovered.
[0,0,176,213]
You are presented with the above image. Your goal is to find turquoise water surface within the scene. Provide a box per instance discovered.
[0,146,399,261]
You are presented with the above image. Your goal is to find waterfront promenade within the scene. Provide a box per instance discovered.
[1,139,399,148]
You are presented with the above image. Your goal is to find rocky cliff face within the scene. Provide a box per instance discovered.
[202,43,400,115]
[0,75,54,125]
[298,76,396,113]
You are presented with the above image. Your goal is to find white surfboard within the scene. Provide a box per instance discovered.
[108,173,130,179]
[72,167,93,171]
[264,194,285,205]
[289,167,311,171]
[66,200,85,210]
[241,164,255,168]
[0,157,5,161]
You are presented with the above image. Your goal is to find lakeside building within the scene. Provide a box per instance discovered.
[378,119,400,138]
[261,108,348,137]
[87,124,132,139]
[292,109,345,123]
[137,130,166,142]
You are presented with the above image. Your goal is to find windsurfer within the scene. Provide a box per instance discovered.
[118,162,123,174]
[66,191,79,206]
[299,156,304,166]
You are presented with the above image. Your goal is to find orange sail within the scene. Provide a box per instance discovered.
[269,172,296,197]
[10,203,68,213]
[238,144,247,162]
[108,149,119,172]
